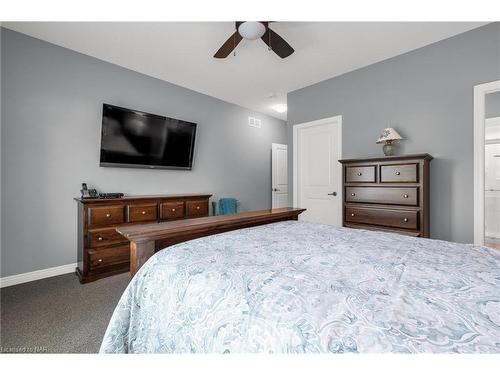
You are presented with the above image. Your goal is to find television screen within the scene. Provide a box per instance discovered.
[100,104,197,170]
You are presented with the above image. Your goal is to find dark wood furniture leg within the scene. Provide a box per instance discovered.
[130,241,155,277]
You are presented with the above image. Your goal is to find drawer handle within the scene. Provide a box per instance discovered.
[350,193,356,196]
[98,259,103,263]
[395,171,401,175]
[357,172,362,176]
[403,218,409,222]
[351,213,355,217]
[196,206,200,210]
[172,208,176,212]
[403,194,409,198]
[97,236,103,241]
[141,211,146,215]
[106,213,111,218]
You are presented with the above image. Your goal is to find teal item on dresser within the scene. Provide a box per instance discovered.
[218,198,237,215]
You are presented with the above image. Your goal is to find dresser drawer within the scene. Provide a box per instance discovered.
[127,203,158,222]
[345,166,376,183]
[380,164,418,183]
[88,244,129,271]
[346,187,418,206]
[88,228,127,248]
[345,206,418,230]
[88,206,124,227]
[186,200,209,218]
[160,201,185,220]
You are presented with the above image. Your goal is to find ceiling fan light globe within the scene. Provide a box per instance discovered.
[238,22,266,40]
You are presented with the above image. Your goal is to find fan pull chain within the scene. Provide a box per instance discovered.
[268,28,272,51]
[233,28,236,56]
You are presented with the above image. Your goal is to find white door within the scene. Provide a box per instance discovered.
[272,143,288,208]
[294,116,342,225]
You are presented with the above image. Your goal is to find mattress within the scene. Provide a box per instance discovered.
[100,221,500,353]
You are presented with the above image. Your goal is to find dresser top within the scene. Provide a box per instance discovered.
[74,193,212,203]
[339,153,433,164]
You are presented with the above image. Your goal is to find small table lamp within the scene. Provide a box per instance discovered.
[376,128,403,156]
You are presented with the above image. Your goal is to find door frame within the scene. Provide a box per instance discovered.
[474,79,500,245]
[271,143,288,209]
[292,115,343,223]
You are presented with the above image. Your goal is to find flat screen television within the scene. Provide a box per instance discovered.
[99,104,197,170]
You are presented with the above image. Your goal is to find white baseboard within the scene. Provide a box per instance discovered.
[0,263,77,288]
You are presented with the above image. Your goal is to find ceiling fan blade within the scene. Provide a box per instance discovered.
[261,28,294,58]
[214,31,243,58]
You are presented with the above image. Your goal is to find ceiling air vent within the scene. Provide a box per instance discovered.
[248,117,262,129]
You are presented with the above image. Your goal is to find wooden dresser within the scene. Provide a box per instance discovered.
[75,194,211,283]
[339,154,432,237]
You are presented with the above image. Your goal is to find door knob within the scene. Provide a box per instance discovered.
[327,192,337,196]
[272,188,280,192]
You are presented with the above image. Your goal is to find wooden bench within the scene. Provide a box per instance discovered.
[117,207,306,277]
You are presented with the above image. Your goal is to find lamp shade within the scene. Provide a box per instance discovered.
[376,128,403,144]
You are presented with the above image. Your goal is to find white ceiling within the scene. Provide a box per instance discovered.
[3,22,487,120]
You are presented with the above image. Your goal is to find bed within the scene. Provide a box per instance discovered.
[100,221,500,353]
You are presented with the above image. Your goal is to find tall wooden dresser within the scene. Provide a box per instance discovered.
[75,194,211,283]
[339,154,432,237]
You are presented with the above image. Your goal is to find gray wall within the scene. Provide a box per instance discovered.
[1,28,286,277]
[287,22,500,243]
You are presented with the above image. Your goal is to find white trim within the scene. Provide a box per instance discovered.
[292,115,343,224]
[474,80,500,246]
[0,263,77,288]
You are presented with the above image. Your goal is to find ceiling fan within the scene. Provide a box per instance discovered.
[214,21,294,59]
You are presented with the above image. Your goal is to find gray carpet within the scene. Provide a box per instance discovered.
[0,272,129,353]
